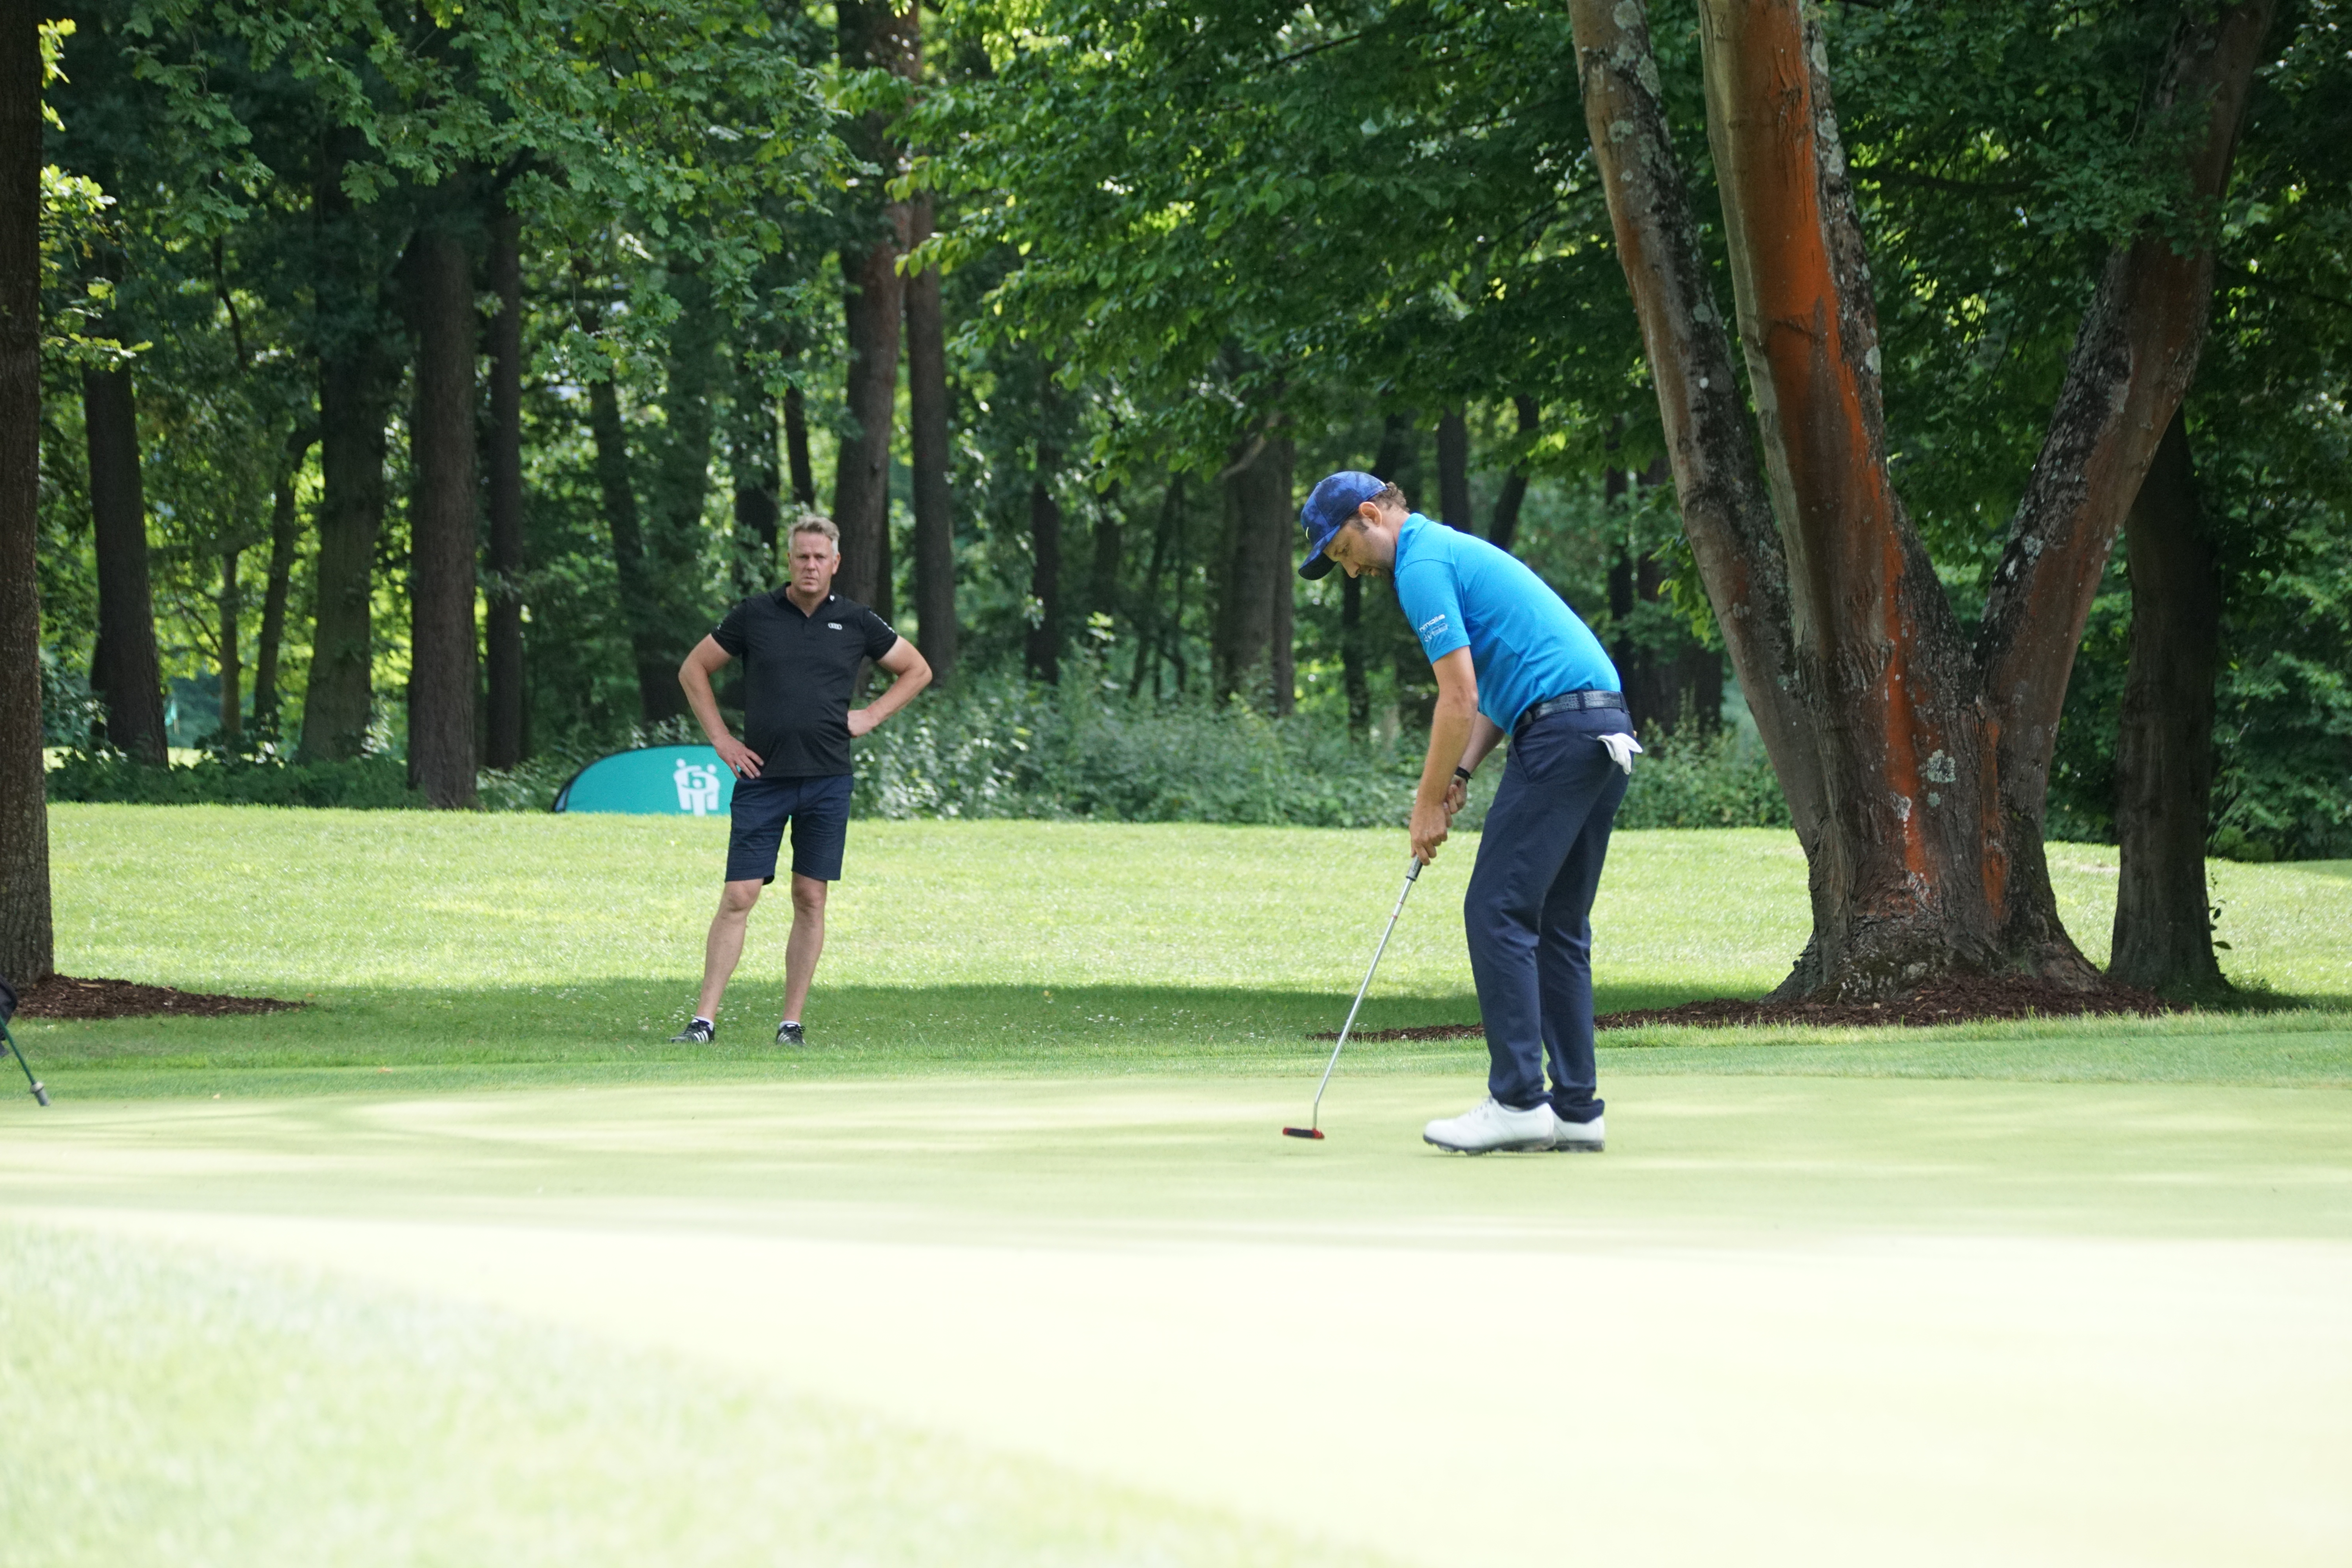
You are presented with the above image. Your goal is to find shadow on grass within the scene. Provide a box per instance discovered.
[16,979,2347,1100]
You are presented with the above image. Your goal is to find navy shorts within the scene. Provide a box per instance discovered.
[725,773,853,884]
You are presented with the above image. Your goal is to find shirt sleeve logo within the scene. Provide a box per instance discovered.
[1416,612,1449,640]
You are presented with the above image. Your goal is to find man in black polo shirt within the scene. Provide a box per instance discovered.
[670,514,930,1045]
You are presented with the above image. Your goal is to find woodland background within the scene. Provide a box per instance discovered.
[16,2,2348,863]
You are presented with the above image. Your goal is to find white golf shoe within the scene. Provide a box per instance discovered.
[1548,1114,1606,1153]
[1422,1096,1558,1154]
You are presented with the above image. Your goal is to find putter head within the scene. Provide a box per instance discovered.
[1280,1126,1324,1140]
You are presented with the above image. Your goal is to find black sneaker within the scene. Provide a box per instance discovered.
[775,1021,805,1047]
[670,1018,716,1044]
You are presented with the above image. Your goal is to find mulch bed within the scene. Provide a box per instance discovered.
[1318,973,2173,1041]
[10,975,305,1021]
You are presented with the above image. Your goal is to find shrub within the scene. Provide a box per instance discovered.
[46,748,423,809]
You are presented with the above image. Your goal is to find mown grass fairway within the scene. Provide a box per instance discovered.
[5,806,2350,1565]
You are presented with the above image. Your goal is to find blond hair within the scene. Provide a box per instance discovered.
[787,512,840,547]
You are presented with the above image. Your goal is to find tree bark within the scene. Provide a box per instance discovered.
[0,0,53,982]
[906,189,958,682]
[1340,571,1368,739]
[252,425,315,735]
[1269,438,1295,715]
[216,547,241,742]
[2109,408,2226,995]
[574,272,674,724]
[402,221,479,809]
[1570,0,2269,998]
[1488,395,1537,553]
[483,203,527,770]
[1025,439,1062,684]
[782,382,816,508]
[1212,429,1286,703]
[1435,407,1472,532]
[832,0,918,608]
[301,143,395,764]
[82,363,167,762]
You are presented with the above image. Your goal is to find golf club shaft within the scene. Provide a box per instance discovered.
[3,1025,46,1107]
[1307,854,1423,1128]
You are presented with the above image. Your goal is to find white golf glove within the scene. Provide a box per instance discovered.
[1598,731,1643,775]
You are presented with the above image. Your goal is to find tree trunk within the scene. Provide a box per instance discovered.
[483,203,527,770]
[0,0,53,983]
[1089,483,1122,622]
[1373,414,1434,732]
[402,222,479,809]
[1129,476,1180,698]
[1435,407,1472,532]
[1269,438,1295,715]
[1570,0,2270,998]
[216,547,241,742]
[300,341,390,760]
[832,0,918,608]
[729,365,780,588]
[82,363,167,762]
[301,143,395,764]
[906,190,958,682]
[1341,572,1368,739]
[1212,429,1285,702]
[574,271,674,724]
[1025,439,1062,684]
[783,382,816,508]
[252,425,314,735]
[2109,408,2226,995]
[1488,395,1537,553]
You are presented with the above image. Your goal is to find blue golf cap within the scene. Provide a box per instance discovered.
[1298,470,1385,580]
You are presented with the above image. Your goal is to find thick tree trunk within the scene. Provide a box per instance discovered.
[402,223,479,809]
[1572,0,2268,998]
[731,404,780,580]
[252,426,314,734]
[574,275,674,724]
[0,0,53,982]
[216,548,241,742]
[82,363,167,762]
[832,0,917,608]
[1212,430,1285,703]
[1025,441,1062,684]
[1435,407,1472,532]
[782,382,816,509]
[2109,409,2226,995]
[1488,395,1537,553]
[483,204,527,771]
[906,191,958,682]
[1128,477,1180,698]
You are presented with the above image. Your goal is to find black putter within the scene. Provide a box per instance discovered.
[0,975,46,1107]
[1284,855,1422,1140]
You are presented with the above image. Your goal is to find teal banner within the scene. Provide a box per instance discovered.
[552,745,737,817]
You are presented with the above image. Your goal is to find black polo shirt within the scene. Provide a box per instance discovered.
[711,590,900,778]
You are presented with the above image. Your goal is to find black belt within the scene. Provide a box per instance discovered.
[1515,690,1626,733]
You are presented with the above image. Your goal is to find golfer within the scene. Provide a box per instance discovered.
[670,514,930,1046]
[1300,472,1635,1153]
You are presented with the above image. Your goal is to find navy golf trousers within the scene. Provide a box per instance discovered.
[1465,704,1629,1120]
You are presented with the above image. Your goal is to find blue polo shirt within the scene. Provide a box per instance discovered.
[1391,513,1619,730]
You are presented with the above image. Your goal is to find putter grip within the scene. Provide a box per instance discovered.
[1405,855,1423,881]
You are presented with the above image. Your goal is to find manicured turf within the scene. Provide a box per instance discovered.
[6,1073,2350,1565]
[20,806,2352,1097]
[6,808,2348,1563]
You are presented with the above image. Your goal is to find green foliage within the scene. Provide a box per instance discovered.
[45,749,422,808]
[1613,722,1791,833]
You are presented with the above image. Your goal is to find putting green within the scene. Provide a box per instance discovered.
[7,1071,2348,1566]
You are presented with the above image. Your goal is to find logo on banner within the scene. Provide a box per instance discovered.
[674,758,724,816]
